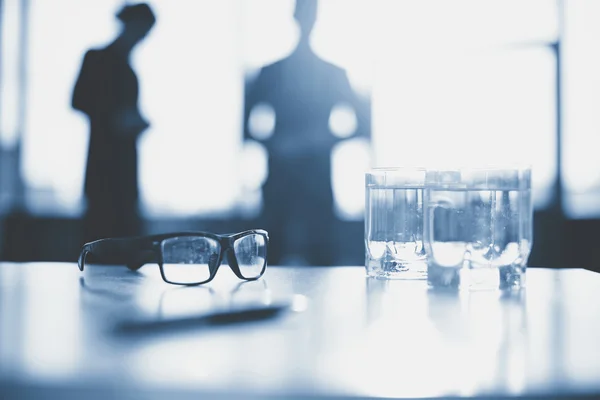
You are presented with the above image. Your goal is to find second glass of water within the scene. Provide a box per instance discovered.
[365,167,427,279]
[424,167,533,290]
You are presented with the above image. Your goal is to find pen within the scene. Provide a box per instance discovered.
[115,303,293,334]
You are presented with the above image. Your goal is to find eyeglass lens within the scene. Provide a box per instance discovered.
[161,236,220,284]
[233,234,267,279]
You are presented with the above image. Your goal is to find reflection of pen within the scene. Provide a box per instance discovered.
[115,304,293,334]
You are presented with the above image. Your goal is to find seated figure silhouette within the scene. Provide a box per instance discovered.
[244,0,371,265]
[72,3,155,243]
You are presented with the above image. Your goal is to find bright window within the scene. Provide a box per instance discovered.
[20,0,558,218]
[22,0,121,214]
[562,0,600,218]
[372,0,558,209]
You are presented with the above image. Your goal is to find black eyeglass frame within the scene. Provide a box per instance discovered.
[78,229,269,286]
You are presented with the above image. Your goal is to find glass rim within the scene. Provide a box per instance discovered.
[367,166,427,172]
[427,165,532,172]
[367,165,532,173]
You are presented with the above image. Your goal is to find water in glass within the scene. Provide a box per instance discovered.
[424,169,532,290]
[365,183,427,279]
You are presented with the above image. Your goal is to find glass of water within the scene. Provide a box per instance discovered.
[424,167,532,290]
[365,167,427,279]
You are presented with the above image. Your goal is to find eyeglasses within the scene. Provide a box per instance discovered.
[77,230,269,285]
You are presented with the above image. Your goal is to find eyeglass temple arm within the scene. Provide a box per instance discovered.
[78,237,160,271]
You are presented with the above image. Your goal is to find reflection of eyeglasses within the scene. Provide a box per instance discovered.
[78,230,269,285]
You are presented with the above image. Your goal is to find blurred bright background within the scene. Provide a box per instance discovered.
[1,0,599,267]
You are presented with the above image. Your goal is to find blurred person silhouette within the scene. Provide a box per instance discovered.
[72,3,155,243]
[244,0,371,265]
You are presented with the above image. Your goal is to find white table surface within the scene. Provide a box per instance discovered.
[1,263,600,399]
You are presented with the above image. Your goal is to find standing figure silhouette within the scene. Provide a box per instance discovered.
[72,3,155,243]
[244,0,371,265]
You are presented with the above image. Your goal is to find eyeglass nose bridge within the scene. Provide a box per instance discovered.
[208,251,221,277]
[224,247,249,280]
